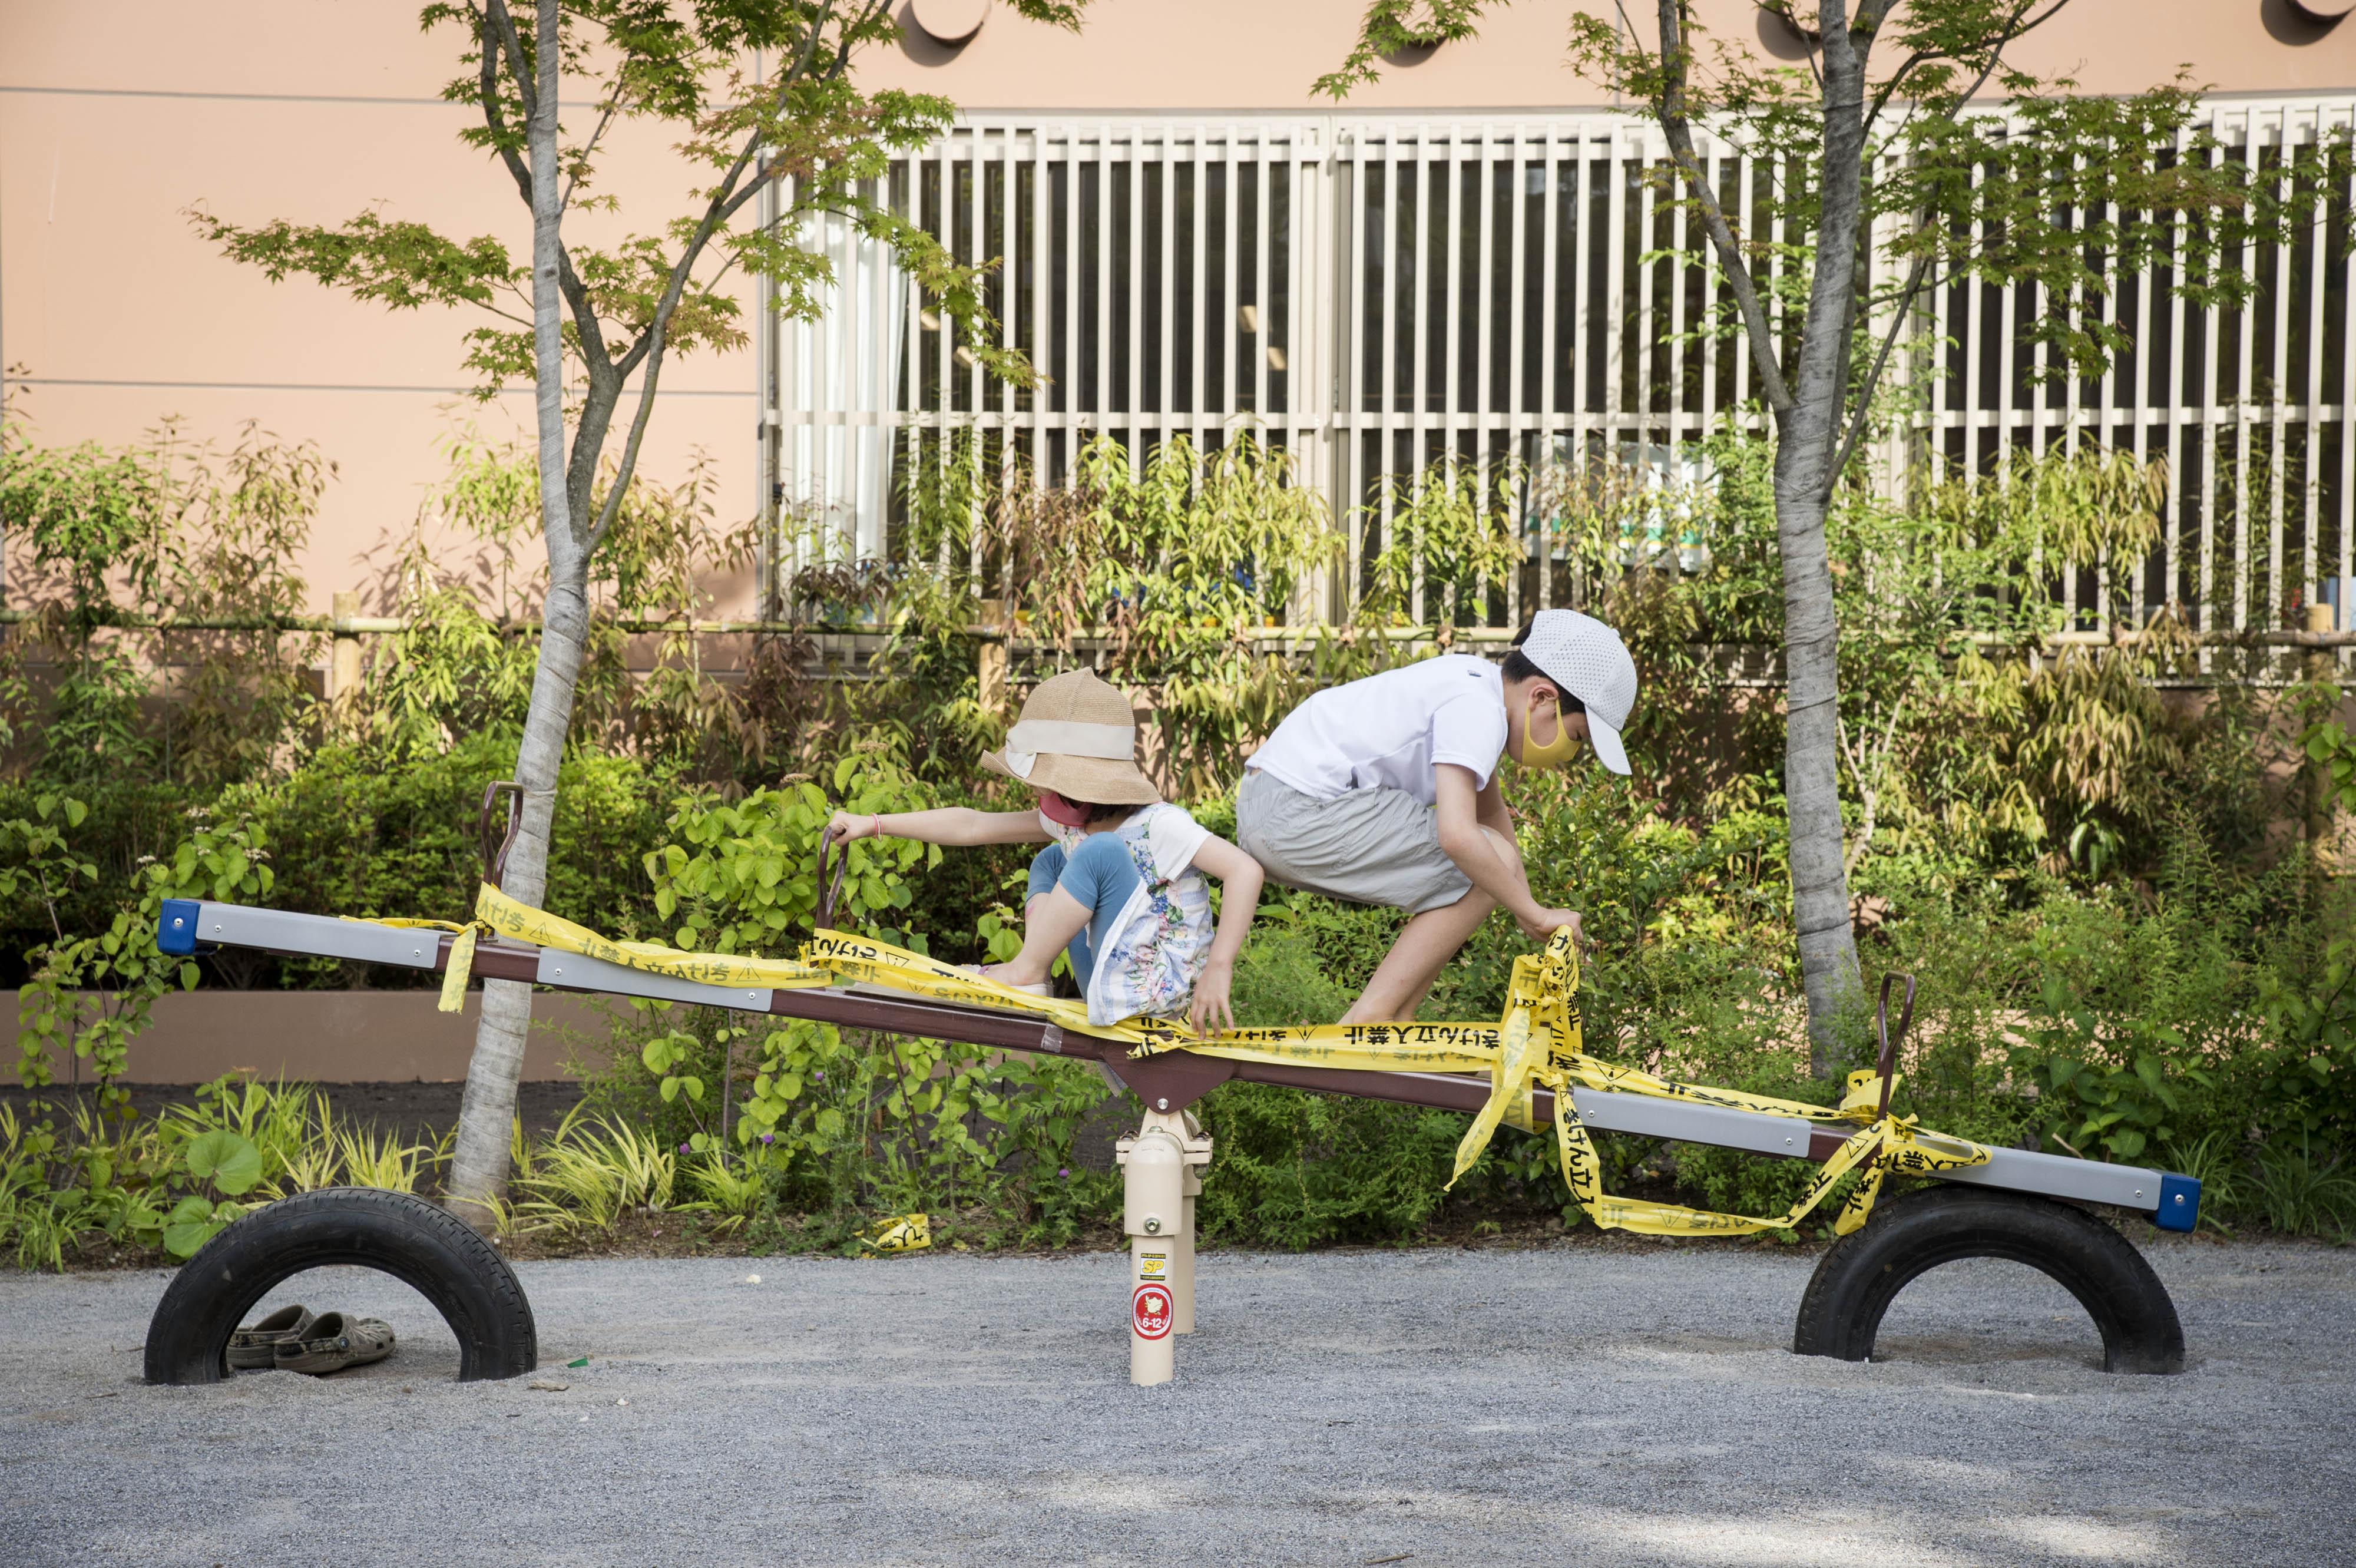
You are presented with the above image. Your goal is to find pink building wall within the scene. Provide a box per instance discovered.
[2,1,2348,636]
[0,2,765,625]
[862,0,2354,108]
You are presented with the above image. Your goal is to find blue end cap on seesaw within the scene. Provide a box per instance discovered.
[2153,1171,2201,1232]
[157,899,203,955]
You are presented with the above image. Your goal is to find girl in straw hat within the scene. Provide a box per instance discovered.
[825,669,1263,1034]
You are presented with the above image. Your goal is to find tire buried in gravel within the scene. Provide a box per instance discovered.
[144,1187,537,1385]
[1791,1184,2185,1374]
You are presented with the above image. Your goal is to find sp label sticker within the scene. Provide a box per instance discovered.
[1132,1282,1173,1340]
[1137,1252,1167,1280]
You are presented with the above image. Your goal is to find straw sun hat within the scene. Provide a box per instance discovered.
[980,670,1160,806]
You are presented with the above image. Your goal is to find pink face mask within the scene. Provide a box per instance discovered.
[1036,790,1094,828]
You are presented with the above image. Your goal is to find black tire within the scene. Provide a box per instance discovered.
[1791,1184,2184,1374]
[144,1187,537,1385]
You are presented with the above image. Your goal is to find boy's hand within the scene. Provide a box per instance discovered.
[1188,957,1237,1036]
[1517,907,1583,945]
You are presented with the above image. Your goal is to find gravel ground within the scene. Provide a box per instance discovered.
[2,1235,2348,1567]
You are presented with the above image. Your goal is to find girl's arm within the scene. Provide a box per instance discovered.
[825,807,1050,848]
[1184,834,1265,1034]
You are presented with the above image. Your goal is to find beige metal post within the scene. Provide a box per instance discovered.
[1115,1109,1213,1384]
[1118,1120,1180,1385]
[1173,1109,1206,1334]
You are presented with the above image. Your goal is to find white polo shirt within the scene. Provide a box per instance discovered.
[1244,654,1508,806]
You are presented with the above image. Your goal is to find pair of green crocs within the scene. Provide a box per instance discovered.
[227,1305,396,1375]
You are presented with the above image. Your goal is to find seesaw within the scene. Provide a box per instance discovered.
[138,787,2197,1387]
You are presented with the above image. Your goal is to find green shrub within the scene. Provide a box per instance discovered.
[1229,918,1351,1027]
[4,416,2350,1258]
[1193,1083,1466,1249]
[2248,1134,2356,1239]
[224,734,681,962]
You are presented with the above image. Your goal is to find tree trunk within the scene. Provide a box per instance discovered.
[445,0,583,1230]
[1775,2,1871,1074]
[1773,466,1862,1073]
[444,585,590,1225]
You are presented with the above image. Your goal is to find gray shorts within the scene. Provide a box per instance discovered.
[1236,769,1472,914]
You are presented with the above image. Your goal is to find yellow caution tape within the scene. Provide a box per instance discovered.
[365,884,834,1013]
[805,929,1120,1039]
[802,922,1991,1238]
[810,930,1501,1067]
[440,927,478,1014]
[474,884,835,992]
[861,1212,931,1254]
[349,915,484,1014]
[1131,1018,1505,1073]
[366,889,1988,1236]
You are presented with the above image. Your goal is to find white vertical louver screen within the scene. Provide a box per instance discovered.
[764,102,2356,649]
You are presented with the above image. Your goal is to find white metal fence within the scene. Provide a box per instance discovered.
[763,100,2356,642]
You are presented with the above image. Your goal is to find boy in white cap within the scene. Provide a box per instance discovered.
[826,669,1263,1034]
[1237,609,1637,1023]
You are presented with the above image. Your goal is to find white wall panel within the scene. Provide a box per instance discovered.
[769,105,2356,650]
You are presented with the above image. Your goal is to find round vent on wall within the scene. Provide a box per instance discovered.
[1378,38,1442,67]
[1758,3,1820,42]
[908,0,990,46]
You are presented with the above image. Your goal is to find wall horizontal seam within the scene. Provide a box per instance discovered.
[2,376,754,397]
[0,84,456,106]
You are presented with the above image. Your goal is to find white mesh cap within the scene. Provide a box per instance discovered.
[1517,610,1637,775]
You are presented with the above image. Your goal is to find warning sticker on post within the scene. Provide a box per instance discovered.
[1132,1283,1173,1340]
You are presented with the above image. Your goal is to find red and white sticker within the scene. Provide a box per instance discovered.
[1131,1282,1173,1340]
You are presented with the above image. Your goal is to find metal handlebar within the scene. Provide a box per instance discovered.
[1874,971,1917,1121]
[816,822,851,933]
[479,781,524,893]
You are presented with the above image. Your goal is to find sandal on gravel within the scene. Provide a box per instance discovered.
[227,1304,316,1371]
[273,1312,396,1376]
[959,963,1051,998]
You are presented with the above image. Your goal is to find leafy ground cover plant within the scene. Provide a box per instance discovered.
[509,1109,677,1238]
[2249,1134,2356,1240]
[5,798,258,1107]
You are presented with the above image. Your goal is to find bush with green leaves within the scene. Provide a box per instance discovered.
[1191,1083,1468,1249]
[645,760,940,957]
[550,757,1119,1251]
[2254,935,2356,1149]
[4,798,272,1106]
[2,1074,345,1268]
[2,389,2351,1260]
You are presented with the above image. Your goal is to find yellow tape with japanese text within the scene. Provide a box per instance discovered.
[378,884,836,1013]
[789,924,1990,1238]
[377,892,1988,1236]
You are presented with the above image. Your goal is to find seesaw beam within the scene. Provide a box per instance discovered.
[157,898,2197,1231]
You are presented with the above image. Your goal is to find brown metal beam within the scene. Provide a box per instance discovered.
[765,985,1080,1058]
[432,932,1841,1169]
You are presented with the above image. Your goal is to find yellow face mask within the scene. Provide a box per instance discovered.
[1518,694,1580,770]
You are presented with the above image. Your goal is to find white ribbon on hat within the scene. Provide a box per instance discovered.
[1005,718,1136,759]
[999,747,1037,779]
